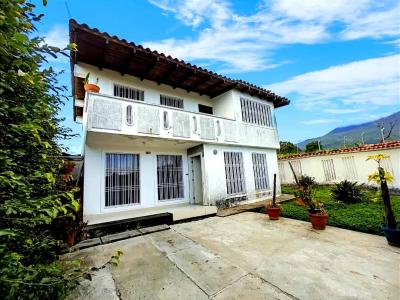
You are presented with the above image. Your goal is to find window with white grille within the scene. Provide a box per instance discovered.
[114,84,144,101]
[157,155,184,200]
[342,156,357,180]
[252,153,269,191]
[240,97,273,127]
[381,156,394,176]
[224,152,246,195]
[288,160,302,179]
[322,159,336,182]
[105,153,140,207]
[160,94,184,109]
[278,162,287,183]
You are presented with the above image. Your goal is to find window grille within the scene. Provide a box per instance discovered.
[342,156,357,180]
[322,159,336,182]
[160,94,184,109]
[289,160,302,178]
[157,155,184,200]
[105,153,140,207]
[126,105,133,125]
[240,97,273,127]
[278,162,286,183]
[114,84,144,101]
[252,153,269,190]
[381,156,394,176]
[224,152,246,195]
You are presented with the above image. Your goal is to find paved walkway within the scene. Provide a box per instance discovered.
[67,212,400,300]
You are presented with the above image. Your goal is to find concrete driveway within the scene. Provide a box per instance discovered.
[68,212,400,300]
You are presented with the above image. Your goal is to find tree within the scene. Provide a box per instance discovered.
[279,141,298,154]
[376,119,398,143]
[0,0,81,298]
[305,141,322,152]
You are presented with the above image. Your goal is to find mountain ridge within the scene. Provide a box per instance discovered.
[298,111,400,149]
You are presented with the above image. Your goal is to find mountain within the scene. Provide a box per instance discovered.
[298,111,400,149]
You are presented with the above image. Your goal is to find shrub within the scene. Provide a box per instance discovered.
[298,175,316,190]
[0,1,82,298]
[331,180,364,204]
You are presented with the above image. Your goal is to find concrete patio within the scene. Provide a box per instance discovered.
[67,212,400,300]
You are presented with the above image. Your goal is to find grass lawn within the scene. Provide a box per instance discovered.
[280,185,400,235]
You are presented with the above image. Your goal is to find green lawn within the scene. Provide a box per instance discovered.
[280,185,400,235]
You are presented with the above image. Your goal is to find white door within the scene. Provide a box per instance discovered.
[189,155,203,204]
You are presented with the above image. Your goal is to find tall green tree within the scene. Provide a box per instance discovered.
[305,140,322,152]
[278,141,298,154]
[0,1,80,298]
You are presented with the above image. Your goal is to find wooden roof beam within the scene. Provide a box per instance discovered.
[121,47,137,76]
[140,56,160,81]
[201,79,225,96]
[158,63,179,85]
[98,39,109,70]
[210,82,237,98]
[191,74,211,88]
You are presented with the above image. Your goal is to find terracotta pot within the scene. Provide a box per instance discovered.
[267,206,281,220]
[84,83,100,93]
[309,213,329,230]
[66,231,77,246]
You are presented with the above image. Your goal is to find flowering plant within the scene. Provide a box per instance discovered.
[367,154,397,229]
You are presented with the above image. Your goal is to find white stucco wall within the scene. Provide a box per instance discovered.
[83,140,280,217]
[202,144,280,205]
[83,143,190,215]
[278,148,400,188]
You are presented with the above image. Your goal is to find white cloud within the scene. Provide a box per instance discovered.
[323,108,366,114]
[145,0,399,73]
[44,25,69,49]
[267,55,400,110]
[301,119,338,125]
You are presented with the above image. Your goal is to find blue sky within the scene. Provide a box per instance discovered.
[33,0,400,153]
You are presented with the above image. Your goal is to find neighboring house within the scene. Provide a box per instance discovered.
[278,141,400,188]
[69,20,289,225]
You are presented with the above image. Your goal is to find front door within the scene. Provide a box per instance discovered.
[189,155,203,204]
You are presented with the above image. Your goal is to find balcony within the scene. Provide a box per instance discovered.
[84,93,279,149]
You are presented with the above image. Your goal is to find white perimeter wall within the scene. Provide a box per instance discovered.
[278,148,400,188]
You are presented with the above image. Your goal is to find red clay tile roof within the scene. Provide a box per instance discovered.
[279,140,400,160]
[69,19,289,108]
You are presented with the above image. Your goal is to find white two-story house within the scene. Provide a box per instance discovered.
[69,20,290,225]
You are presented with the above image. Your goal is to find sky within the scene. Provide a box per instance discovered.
[33,0,400,154]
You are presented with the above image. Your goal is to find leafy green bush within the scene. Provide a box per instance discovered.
[0,1,82,298]
[331,180,364,204]
[298,175,316,190]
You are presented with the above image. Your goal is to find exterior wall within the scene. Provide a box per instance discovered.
[202,144,280,205]
[83,140,280,217]
[278,148,400,188]
[75,63,217,114]
[83,143,190,216]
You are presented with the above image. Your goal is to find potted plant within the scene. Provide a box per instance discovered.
[295,175,329,230]
[83,72,100,93]
[367,154,399,247]
[266,174,281,220]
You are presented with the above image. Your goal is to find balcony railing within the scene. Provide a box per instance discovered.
[84,93,279,148]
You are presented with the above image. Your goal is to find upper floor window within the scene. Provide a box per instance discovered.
[198,104,213,115]
[114,84,144,101]
[240,97,273,127]
[160,94,184,109]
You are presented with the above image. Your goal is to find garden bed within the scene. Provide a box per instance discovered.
[279,185,400,235]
